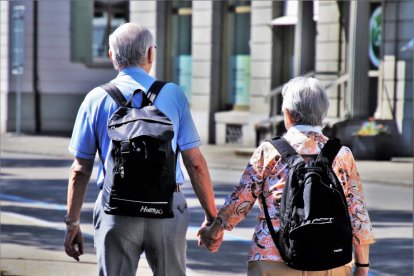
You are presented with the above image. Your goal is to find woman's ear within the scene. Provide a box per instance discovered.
[283,108,294,129]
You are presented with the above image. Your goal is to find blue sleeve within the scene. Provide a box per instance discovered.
[176,88,202,151]
[68,94,97,159]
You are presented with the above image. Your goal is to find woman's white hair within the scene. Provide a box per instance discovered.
[281,77,329,126]
[108,23,154,70]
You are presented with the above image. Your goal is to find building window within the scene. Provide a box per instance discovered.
[71,0,129,66]
[93,1,129,61]
[225,0,251,110]
[171,1,192,102]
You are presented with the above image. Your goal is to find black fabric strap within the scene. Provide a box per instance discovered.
[268,137,299,159]
[355,262,370,268]
[260,193,281,251]
[174,145,180,192]
[100,83,127,107]
[144,80,168,106]
[101,81,168,108]
[126,89,144,107]
[95,137,106,186]
[317,138,342,166]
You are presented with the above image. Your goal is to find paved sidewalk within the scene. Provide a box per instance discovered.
[1,133,412,186]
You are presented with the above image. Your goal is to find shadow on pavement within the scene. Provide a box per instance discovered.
[1,178,100,206]
[0,158,73,168]
[368,209,412,224]
[1,205,94,225]
[370,238,413,275]
[368,209,413,275]
[187,239,249,274]
[0,224,96,255]
[1,168,99,255]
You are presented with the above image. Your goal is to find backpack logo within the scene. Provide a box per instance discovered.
[99,81,177,219]
[261,137,353,271]
[140,205,164,215]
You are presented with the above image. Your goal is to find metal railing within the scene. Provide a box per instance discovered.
[255,72,349,145]
[266,71,349,119]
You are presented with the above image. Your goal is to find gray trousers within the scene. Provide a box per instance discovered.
[93,191,189,276]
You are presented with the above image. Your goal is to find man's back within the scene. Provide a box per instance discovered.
[69,67,201,189]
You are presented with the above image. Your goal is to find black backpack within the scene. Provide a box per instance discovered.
[99,81,177,218]
[261,137,353,271]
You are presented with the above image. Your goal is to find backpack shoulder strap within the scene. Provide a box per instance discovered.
[100,83,127,107]
[143,80,168,106]
[317,138,342,166]
[267,136,299,159]
[260,193,282,252]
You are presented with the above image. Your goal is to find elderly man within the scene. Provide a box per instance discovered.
[64,23,219,276]
[200,77,375,276]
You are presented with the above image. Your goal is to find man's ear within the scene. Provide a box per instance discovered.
[148,46,155,64]
[108,49,112,60]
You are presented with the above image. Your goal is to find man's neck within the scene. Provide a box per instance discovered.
[142,63,151,74]
[118,65,150,74]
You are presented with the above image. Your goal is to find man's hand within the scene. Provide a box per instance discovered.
[197,218,224,253]
[65,157,93,261]
[64,225,84,261]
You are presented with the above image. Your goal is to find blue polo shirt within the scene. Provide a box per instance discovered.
[69,67,201,188]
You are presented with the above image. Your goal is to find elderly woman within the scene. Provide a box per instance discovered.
[199,77,375,276]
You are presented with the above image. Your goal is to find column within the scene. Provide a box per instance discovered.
[347,0,370,118]
[191,1,213,143]
[294,0,315,77]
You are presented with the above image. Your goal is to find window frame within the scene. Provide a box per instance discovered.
[70,0,129,67]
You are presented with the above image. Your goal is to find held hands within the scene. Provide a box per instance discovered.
[197,217,224,253]
[64,225,84,261]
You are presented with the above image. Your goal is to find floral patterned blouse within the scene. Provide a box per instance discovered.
[218,125,375,262]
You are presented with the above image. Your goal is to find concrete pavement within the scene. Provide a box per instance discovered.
[0,133,412,276]
[1,133,412,186]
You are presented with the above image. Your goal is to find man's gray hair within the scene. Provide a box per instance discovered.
[109,23,154,70]
[281,77,329,126]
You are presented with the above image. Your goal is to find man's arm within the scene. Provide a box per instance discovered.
[181,147,217,223]
[64,157,94,261]
[354,244,370,276]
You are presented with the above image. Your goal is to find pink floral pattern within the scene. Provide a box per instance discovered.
[218,125,375,262]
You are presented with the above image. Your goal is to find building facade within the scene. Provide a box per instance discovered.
[1,1,413,155]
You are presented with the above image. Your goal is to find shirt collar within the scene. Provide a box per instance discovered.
[116,66,154,89]
[289,125,322,134]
